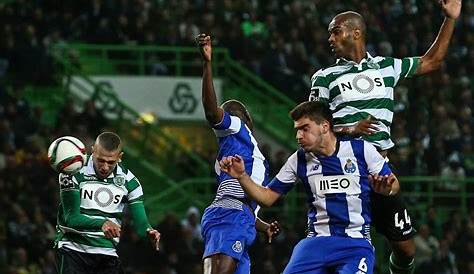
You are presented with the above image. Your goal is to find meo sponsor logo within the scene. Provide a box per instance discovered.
[309,175,360,196]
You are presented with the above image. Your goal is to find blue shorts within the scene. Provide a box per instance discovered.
[201,206,256,274]
[283,236,375,274]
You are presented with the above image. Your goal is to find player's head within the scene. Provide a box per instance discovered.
[92,132,123,179]
[328,11,366,59]
[221,99,253,130]
[290,101,334,151]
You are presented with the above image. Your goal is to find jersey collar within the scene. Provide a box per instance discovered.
[335,52,379,69]
[83,156,118,179]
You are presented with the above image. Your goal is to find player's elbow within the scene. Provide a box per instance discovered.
[425,60,443,73]
[258,190,280,207]
[63,213,80,228]
[419,56,443,75]
[204,112,220,124]
[259,200,274,208]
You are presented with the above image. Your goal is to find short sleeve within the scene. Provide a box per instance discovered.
[392,56,420,85]
[212,111,242,137]
[363,141,392,176]
[309,69,330,104]
[267,152,298,194]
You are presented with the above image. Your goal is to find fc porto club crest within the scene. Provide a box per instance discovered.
[232,240,242,253]
[344,159,356,173]
[113,175,126,187]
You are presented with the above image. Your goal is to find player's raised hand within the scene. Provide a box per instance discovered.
[146,228,161,251]
[369,173,397,196]
[219,155,246,179]
[353,115,379,136]
[195,33,212,62]
[266,221,281,244]
[102,220,121,238]
[440,0,462,20]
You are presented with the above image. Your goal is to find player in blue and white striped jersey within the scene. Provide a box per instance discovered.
[196,34,280,274]
[220,101,400,274]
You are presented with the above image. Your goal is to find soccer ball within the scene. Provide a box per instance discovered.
[48,136,87,174]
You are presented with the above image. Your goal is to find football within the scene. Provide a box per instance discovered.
[48,136,87,174]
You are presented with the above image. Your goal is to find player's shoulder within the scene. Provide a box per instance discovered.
[310,68,325,80]
[214,111,244,131]
[226,111,244,125]
[311,60,356,80]
[358,139,381,154]
[310,64,336,80]
[117,162,137,181]
[370,55,386,62]
[371,55,396,68]
[347,138,373,147]
[340,138,372,152]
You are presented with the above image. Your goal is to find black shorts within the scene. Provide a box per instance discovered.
[56,247,123,274]
[371,191,417,241]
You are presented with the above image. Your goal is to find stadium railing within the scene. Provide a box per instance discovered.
[52,43,298,149]
[47,45,213,220]
[144,176,474,272]
[50,44,209,177]
[147,176,474,221]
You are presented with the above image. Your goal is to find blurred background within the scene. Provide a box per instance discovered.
[0,0,473,273]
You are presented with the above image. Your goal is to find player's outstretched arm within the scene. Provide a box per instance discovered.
[220,155,281,207]
[62,190,121,238]
[369,173,400,196]
[255,218,281,243]
[196,33,224,125]
[416,0,462,75]
[59,175,109,231]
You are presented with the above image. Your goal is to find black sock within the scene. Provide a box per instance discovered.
[389,253,415,274]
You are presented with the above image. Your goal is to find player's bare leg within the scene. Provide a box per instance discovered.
[203,254,237,274]
[389,239,415,274]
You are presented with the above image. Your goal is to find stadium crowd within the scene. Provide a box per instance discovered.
[0,0,473,273]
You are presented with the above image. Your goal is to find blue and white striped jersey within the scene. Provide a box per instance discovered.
[211,111,269,210]
[268,138,391,240]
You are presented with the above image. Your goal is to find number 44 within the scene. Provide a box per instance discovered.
[394,209,411,230]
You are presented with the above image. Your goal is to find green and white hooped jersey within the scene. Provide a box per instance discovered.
[55,156,144,257]
[309,53,420,150]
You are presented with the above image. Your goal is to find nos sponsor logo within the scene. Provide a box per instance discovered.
[339,74,383,94]
[81,187,123,208]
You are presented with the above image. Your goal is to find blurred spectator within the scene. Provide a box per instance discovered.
[431,239,459,274]
[414,224,439,272]
[0,0,472,273]
[440,152,466,191]
[181,206,203,242]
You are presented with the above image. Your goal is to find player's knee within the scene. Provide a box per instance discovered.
[211,263,234,274]
[215,267,234,274]
[390,239,415,260]
[215,260,236,274]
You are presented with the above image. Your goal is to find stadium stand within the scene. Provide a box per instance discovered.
[0,0,473,273]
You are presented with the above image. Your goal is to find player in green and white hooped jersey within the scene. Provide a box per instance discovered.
[54,132,160,274]
[309,2,462,274]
